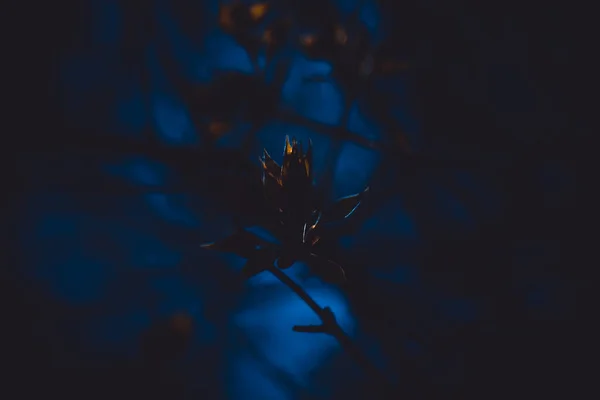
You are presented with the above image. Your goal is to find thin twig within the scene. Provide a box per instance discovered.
[265,264,396,397]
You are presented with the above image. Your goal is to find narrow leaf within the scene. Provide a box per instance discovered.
[260,148,281,180]
[321,186,370,224]
[200,229,271,259]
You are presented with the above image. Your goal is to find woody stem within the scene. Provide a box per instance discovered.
[265,264,395,396]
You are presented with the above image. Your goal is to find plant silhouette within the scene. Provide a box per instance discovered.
[201,136,396,394]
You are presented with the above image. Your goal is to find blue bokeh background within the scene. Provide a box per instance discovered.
[7,1,593,399]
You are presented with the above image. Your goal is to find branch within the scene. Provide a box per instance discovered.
[265,264,397,397]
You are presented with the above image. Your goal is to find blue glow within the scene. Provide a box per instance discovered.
[228,355,292,400]
[230,278,355,390]
[153,95,198,144]
[333,142,380,198]
[145,194,200,227]
[281,57,342,125]
[205,32,255,73]
[105,156,168,185]
[361,200,417,241]
[348,102,381,139]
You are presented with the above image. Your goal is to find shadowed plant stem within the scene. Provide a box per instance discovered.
[265,264,396,396]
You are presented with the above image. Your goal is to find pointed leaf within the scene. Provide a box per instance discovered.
[200,229,271,259]
[321,186,369,224]
[306,253,346,283]
[260,149,281,180]
[302,210,321,244]
[284,135,293,155]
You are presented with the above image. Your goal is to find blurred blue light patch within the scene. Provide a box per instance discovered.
[205,32,255,73]
[359,1,383,43]
[105,156,169,185]
[232,281,355,389]
[153,95,198,144]
[145,194,200,227]
[296,81,344,125]
[357,199,418,242]
[281,57,343,125]
[228,355,292,400]
[246,262,310,287]
[222,253,249,272]
[333,142,380,198]
[347,102,382,140]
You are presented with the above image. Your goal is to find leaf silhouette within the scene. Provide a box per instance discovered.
[240,248,278,279]
[321,186,370,224]
[200,229,272,259]
[260,148,282,181]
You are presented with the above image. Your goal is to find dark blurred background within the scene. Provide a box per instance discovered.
[6,0,594,399]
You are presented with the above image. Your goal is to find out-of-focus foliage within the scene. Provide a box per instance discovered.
[7,0,593,399]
